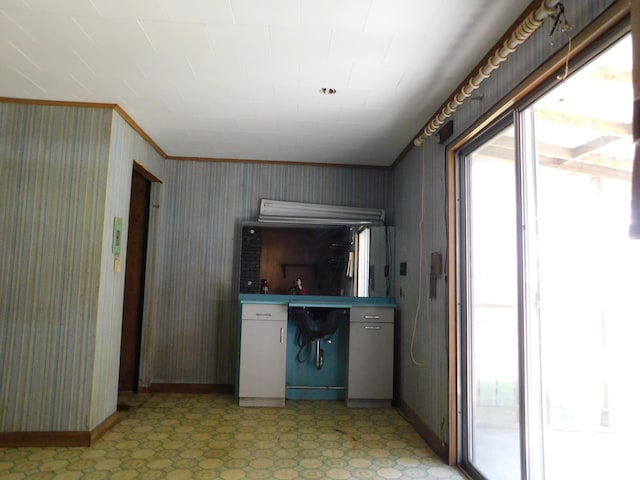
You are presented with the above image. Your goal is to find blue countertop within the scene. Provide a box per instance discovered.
[239,294,396,308]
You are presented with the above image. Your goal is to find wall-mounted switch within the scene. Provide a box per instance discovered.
[112,217,123,254]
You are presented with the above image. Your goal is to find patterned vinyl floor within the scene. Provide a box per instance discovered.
[0,393,465,479]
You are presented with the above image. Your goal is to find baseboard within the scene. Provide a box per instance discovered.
[0,411,119,448]
[239,397,285,407]
[91,411,119,444]
[398,399,448,461]
[346,398,392,408]
[141,383,234,394]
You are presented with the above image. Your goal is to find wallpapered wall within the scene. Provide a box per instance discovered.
[0,103,112,432]
[90,112,165,428]
[139,160,392,386]
[391,0,618,449]
[0,103,165,433]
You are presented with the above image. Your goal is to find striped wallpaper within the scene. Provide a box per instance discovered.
[1,103,112,432]
[0,103,165,433]
[89,112,164,428]
[140,160,392,386]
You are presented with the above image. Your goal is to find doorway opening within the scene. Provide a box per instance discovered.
[118,165,152,392]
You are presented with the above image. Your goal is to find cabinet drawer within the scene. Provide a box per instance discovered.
[350,306,394,323]
[241,303,288,320]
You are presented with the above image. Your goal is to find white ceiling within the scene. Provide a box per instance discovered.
[0,0,532,167]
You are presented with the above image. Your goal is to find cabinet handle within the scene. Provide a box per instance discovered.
[280,327,284,343]
[255,313,273,317]
[364,326,381,330]
[364,315,381,319]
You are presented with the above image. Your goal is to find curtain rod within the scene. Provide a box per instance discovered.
[413,0,561,146]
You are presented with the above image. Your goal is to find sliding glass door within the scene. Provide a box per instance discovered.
[458,33,637,480]
[460,123,522,480]
[530,34,638,480]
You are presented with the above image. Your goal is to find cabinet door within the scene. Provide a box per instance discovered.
[239,318,287,402]
[348,319,394,400]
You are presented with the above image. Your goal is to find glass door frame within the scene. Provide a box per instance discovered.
[457,114,530,480]
[451,15,631,479]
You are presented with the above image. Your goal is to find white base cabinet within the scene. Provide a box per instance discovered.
[347,306,394,407]
[238,302,395,408]
[238,303,288,407]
